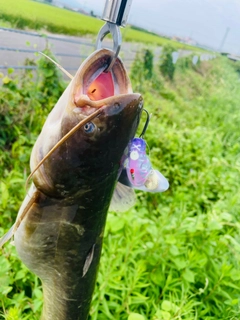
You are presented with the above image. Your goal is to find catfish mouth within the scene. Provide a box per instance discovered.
[73,49,132,114]
[84,72,115,101]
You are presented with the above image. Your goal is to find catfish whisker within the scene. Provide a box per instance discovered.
[39,51,74,80]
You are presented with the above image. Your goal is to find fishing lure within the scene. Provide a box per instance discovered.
[118,110,169,193]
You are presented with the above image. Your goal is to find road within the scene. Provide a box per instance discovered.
[0,27,196,81]
[0,28,144,76]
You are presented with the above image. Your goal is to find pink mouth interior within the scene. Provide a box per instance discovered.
[87,72,114,101]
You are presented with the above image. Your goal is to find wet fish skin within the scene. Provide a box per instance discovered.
[12,49,143,320]
[15,187,110,320]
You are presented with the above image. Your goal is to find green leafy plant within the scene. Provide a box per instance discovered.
[130,49,162,93]
[159,45,176,80]
[176,54,200,72]
[143,49,154,80]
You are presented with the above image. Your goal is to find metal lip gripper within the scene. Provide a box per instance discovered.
[96,0,133,72]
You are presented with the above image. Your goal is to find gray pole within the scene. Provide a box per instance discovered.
[219,27,230,52]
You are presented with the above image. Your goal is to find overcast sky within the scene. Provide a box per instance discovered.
[64,0,240,54]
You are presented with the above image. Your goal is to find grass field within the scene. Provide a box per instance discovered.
[0,0,200,51]
[0,48,240,319]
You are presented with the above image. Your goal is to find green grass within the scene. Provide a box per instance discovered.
[0,0,103,36]
[0,50,240,320]
[0,0,201,51]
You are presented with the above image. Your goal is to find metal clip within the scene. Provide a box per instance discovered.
[102,0,133,27]
[96,22,122,72]
[96,0,133,72]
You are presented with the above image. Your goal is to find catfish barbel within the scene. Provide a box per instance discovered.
[0,49,143,320]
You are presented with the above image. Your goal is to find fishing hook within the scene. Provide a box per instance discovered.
[139,109,151,138]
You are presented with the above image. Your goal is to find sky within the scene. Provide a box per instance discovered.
[61,0,240,54]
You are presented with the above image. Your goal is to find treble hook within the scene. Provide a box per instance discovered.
[139,109,151,138]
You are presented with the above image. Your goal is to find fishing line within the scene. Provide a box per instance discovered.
[26,108,103,189]
[138,108,152,155]
[139,108,151,138]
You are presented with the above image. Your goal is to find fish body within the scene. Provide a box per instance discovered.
[2,49,143,319]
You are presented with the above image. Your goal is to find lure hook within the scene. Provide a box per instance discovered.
[139,109,151,138]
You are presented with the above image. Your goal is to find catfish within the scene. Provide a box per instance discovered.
[0,49,143,320]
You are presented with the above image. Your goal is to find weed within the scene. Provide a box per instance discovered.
[159,45,176,80]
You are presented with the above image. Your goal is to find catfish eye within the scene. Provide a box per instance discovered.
[84,122,96,133]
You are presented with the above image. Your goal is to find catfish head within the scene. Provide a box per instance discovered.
[31,49,143,198]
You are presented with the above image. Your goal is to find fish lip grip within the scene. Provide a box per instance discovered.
[96,22,121,72]
[96,0,133,71]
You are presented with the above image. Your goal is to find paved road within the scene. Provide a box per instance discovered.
[0,28,144,76]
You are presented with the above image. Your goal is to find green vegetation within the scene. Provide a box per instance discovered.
[159,45,176,80]
[143,49,154,80]
[0,49,240,320]
[0,0,102,36]
[0,0,198,51]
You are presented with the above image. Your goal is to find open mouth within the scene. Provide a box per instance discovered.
[87,72,114,101]
[73,49,132,111]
